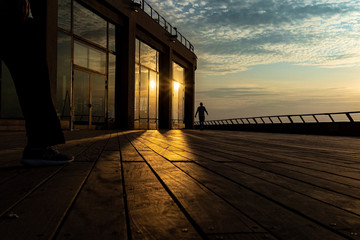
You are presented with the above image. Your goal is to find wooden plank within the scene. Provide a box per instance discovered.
[207,233,276,240]
[173,162,346,240]
[268,162,360,189]
[225,162,360,215]
[0,133,111,240]
[0,162,94,240]
[0,132,105,217]
[103,132,120,151]
[139,151,267,236]
[118,134,144,162]
[0,166,63,217]
[55,150,127,240]
[123,162,201,240]
[180,161,360,239]
[144,132,360,184]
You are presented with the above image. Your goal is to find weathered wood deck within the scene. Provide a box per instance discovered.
[1,129,360,240]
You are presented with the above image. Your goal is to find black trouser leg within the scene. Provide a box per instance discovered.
[0,21,65,147]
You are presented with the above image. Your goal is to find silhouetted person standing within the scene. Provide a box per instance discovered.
[195,102,208,130]
[0,0,73,166]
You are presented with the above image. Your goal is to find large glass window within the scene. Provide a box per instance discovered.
[134,39,159,129]
[57,0,117,126]
[56,32,72,118]
[108,54,116,121]
[74,41,107,74]
[73,1,107,47]
[58,0,71,31]
[172,62,185,129]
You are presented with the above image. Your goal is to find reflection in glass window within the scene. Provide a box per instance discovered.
[57,32,72,118]
[92,75,106,123]
[172,62,185,129]
[109,23,116,52]
[140,67,149,119]
[140,41,157,71]
[134,40,159,129]
[134,64,140,121]
[57,0,117,127]
[73,70,90,122]
[58,0,71,31]
[74,41,106,73]
[0,62,23,118]
[149,71,157,119]
[173,62,185,84]
[74,2,107,47]
[135,39,140,64]
[108,54,116,120]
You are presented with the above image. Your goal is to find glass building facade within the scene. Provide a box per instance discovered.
[0,0,196,130]
[134,39,159,129]
[57,0,116,126]
[172,62,185,129]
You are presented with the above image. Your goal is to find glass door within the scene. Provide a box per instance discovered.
[91,74,106,124]
[73,69,106,126]
[73,70,90,123]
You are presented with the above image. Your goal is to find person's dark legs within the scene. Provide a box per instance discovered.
[1,20,64,147]
[0,21,72,166]
[199,116,205,130]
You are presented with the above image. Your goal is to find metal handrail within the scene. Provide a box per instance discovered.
[194,111,360,126]
[132,0,194,52]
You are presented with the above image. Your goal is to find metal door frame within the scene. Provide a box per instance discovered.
[72,65,107,127]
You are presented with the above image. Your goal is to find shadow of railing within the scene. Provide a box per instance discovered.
[131,0,194,52]
[195,111,360,136]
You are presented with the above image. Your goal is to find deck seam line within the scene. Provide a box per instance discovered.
[145,135,360,189]
[137,135,278,239]
[191,160,353,240]
[140,132,355,239]
[0,139,99,218]
[118,132,133,240]
[126,134,209,240]
[50,135,112,240]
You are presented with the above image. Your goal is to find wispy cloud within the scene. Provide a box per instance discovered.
[198,87,278,98]
[147,0,360,74]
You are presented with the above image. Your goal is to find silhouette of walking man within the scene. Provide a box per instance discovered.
[195,102,208,130]
[0,0,74,166]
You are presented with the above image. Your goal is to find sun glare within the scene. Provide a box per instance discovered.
[174,81,180,91]
[150,80,156,89]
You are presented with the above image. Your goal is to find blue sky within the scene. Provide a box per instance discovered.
[146,0,360,119]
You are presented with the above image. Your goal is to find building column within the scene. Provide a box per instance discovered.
[117,16,135,129]
[185,65,195,129]
[159,48,173,129]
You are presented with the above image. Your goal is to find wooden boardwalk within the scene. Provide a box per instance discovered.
[1,130,360,240]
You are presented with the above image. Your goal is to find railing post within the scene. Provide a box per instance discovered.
[277,117,282,123]
[254,118,258,124]
[328,114,335,123]
[288,116,294,123]
[269,117,273,124]
[300,116,305,123]
[260,117,265,124]
[346,113,354,123]
[313,115,319,123]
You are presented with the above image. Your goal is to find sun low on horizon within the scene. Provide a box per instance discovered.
[146,0,360,120]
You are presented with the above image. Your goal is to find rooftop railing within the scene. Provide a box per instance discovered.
[194,111,360,126]
[132,0,194,52]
